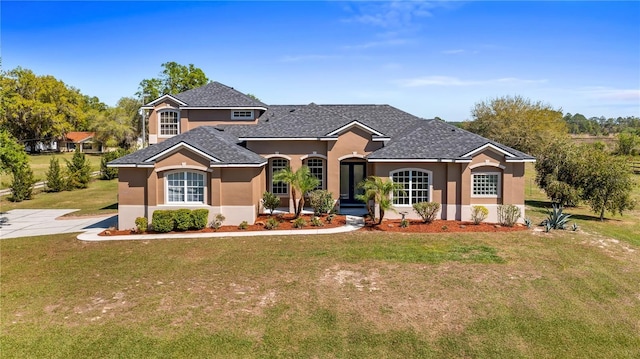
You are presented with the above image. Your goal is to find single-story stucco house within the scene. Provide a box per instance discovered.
[108,82,534,229]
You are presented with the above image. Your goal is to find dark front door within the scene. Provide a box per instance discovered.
[340,162,366,206]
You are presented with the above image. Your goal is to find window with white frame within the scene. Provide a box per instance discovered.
[166,171,205,203]
[159,110,179,136]
[472,172,500,197]
[270,158,289,195]
[231,110,254,120]
[391,169,430,205]
[305,158,324,190]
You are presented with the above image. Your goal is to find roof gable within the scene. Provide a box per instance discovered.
[108,126,266,168]
[171,82,268,108]
[367,120,535,162]
[144,142,221,163]
[65,132,95,143]
[325,120,386,137]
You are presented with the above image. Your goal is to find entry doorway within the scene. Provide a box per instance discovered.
[340,161,366,206]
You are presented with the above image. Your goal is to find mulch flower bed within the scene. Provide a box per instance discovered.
[99,214,347,236]
[359,219,527,233]
[99,215,527,236]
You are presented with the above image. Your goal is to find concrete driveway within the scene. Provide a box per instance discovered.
[0,209,117,239]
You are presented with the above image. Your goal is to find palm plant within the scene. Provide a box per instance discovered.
[273,166,299,214]
[295,166,321,217]
[356,176,404,225]
[273,166,320,218]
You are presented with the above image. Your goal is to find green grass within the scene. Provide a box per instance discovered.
[0,178,117,216]
[1,231,639,358]
[1,161,639,357]
[524,162,640,246]
[0,152,103,189]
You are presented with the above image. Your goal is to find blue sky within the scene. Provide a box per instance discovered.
[3,1,639,121]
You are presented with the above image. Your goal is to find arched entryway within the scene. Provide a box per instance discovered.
[339,159,366,207]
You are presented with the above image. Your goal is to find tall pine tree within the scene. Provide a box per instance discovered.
[65,148,92,189]
[46,157,65,192]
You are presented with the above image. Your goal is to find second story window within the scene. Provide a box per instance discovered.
[231,110,254,120]
[159,110,179,136]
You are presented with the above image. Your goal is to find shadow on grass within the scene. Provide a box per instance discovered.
[525,200,619,222]
[101,203,118,210]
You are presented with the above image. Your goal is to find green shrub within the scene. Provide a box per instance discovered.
[470,205,489,225]
[100,148,130,180]
[45,157,65,192]
[293,217,307,228]
[174,209,193,231]
[412,202,440,223]
[65,147,92,189]
[135,217,148,233]
[264,217,280,230]
[400,219,409,228]
[262,191,280,215]
[497,204,521,227]
[311,216,324,227]
[238,221,249,230]
[326,214,335,224]
[308,190,334,215]
[191,209,209,230]
[152,210,174,233]
[9,164,35,202]
[210,214,225,230]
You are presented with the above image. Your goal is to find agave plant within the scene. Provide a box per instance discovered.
[542,204,572,230]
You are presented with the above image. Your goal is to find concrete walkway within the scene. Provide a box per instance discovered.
[0,209,117,239]
[0,209,365,241]
[77,215,365,241]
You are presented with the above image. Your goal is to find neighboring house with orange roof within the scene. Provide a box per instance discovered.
[60,132,104,153]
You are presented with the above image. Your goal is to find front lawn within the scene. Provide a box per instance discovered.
[0,178,117,217]
[1,231,639,358]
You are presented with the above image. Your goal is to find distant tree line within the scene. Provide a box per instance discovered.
[563,113,640,136]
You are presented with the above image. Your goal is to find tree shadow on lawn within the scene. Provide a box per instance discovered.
[525,200,619,222]
[101,203,118,210]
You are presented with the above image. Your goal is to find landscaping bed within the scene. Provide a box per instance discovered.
[360,219,527,233]
[99,214,348,236]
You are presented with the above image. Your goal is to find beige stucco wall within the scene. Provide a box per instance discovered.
[372,162,452,220]
[148,106,263,144]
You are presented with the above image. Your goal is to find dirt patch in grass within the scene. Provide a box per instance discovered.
[99,214,348,236]
[360,219,527,233]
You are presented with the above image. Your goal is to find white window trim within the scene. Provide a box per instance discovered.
[304,157,325,190]
[231,110,255,120]
[158,109,180,138]
[164,170,206,204]
[389,168,433,207]
[471,171,502,198]
[269,158,290,196]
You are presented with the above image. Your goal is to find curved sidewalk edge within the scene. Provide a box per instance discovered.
[77,215,365,241]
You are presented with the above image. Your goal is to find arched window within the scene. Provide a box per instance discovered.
[166,171,204,203]
[390,169,431,205]
[304,157,325,190]
[159,110,179,136]
[270,158,289,195]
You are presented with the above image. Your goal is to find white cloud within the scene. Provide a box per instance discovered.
[344,1,438,29]
[580,87,640,102]
[342,38,410,50]
[396,76,548,87]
